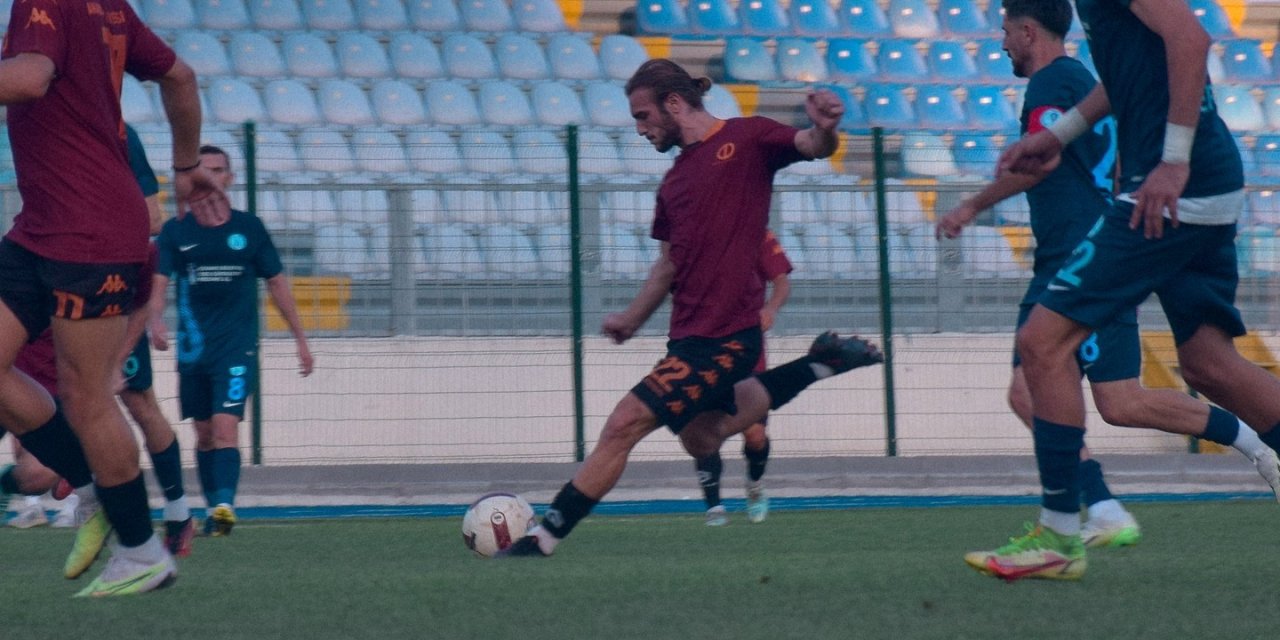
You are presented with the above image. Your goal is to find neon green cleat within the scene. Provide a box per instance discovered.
[1082,511,1142,549]
[966,523,1086,582]
[74,543,176,597]
[211,503,237,537]
[64,508,111,579]
[745,484,769,524]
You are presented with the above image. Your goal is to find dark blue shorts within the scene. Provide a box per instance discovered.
[630,327,762,433]
[1013,303,1140,383]
[122,335,153,392]
[178,352,257,421]
[1038,207,1245,346]
[0,238,141,338]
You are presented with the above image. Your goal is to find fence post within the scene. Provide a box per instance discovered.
[388,188,415,335]
[245,120,264,466]
[872,127,897,457]
[567,125,586,462]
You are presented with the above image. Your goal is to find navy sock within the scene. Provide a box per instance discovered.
[695,453,723,509]
[148,440,185,502]
[1033,418,1085,514]
[16,407,93,488]
[195,449,217,507]
[1259,421,1280,452]
[1078,459,1113,507]
[1200,406,1240,445]
[212,448,242,506]
[97,474,153,547]
[540,482,599,540]
[1,464,22,495]
[744,438,770,483]
[755,358,819,410]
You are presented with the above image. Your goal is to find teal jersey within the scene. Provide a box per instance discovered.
[1020,56,1117,302]
[124,124,159,198]
[156,210,283,369]
[1075,0,1242,198]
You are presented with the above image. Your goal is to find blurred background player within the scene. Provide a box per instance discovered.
[151,144,313,537]
[695,229,792,526]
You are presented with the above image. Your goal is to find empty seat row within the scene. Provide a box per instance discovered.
[828,83,1020,133]
[724,37,1023,84]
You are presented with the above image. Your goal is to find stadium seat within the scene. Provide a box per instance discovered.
[789,0,841,36]
[1254,134,1280,178]
[174,32,231,77]
[208,77,267,125]
[352,128,411,175]
[876,38,929,82]
[264,79,323,126]
[635,0,690,34]
[952,131,1002,177]
[357,0,409,29]
[481,224,542,279]
[478,81,536,127]
[142,0,196,29]
[619,136,675,176]
[1262,88,1280,131]
[122,76,160,124]
[1216,85,1265,132]
[966,85,1017,131]
[776,175,823,227]
[370,79,428,125]
[888,0,939,38]
[826,38,877,83]
[337,33,393,79]
[901,131,959,176]
[703,84,743,119]
[602,222,655,280]
[584,82,633,128]
[318,79,376,127]
[914,85,967,131]
[460,130,518,175]
[390,33,446,80]
[1236,134,1261,182]
[248,0,304,29]
[777,38,828,83]
[688,0,740,35]
[459,0,516,31]
[130,124,174,176]
[1189,0,1234,38]
[739,0,790,36]
[301,0,356,29]
[603,182,657,229]
[962,225,1028,278]
[254,127,305,176]
[408,0,462,31]
[864,84,915,129]
[985,0,1002,28]
[578,129,626,178]
[928,40,979,82]
[405,128,465,176]
[547,34,603,82]
[283,32,340,79]
[1205,46,1226,84]
[418,222,486,280]
[512,129,567,176]
[936,0,987,35]
[724,37,778,83]
[197,0,251,30]
[1222,39,1271,82]
[531,81,589,126]
[512,0,568,33]
[599,35,651,82]
[806,223,870,279]
[443,34,499,81]
[229,32,286,78]
[299,130,358,176]
[992,193,1031,225]
[975,39,1013,81]
[1249,189,1280,226]
[823,84,868,132]
[495,34,552,82]
[426,80,482,127]
[839,0,891,36]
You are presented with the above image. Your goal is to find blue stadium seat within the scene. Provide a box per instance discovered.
[584,82,633,128]
[914,85,967,130]
[408,0,462,30]
[248,0,304,30]
[600,35,650,82]
[902,131,959,176]
[688,0,740,36]
[619,136,675,175]
[405,128,465,175]
[863,84,915,129]
[318,79,375,127]
[481,223,542,279]
[952,131,1002,176]
[635,0,689,34]
[122,76,160,124]
[512,0,568,33]
[390,33,445,80]
[460,130,517,175]
[962,225,1027,278]
[495,33,552,81]
[299,130,357,175]
[1216,84,1265,132]
[370,79,428,125]
[826,38,877,83]
[337,33,392,79]
[975,38,1013,80]
[876,39,929,82]
[965,85,1017,131]
[459,0,516,31]
[839,0,891,36]
[1235,134,1261,182]
[1190,0,1234,38]
[442,34,499,81]
[512,129,567,176]
[229,32,286,78]
[531,81,589,126]
[984,0,1002,30]
[142,0,196,29]
[427,80,482,126]
[301,0,356,29]
[823,84,868,132]
[547,34,603,82]
[283,32,339,79]
[264,79,322,126]
[1249,189,1280,226]
[1254,134,1280,178]
[724,37,778,83]
[173,31,231,77]
[1262,87,1280,131]
[352,128,411,175]
[777,38,827,83]
[704,84,743,118]
[208,77,267,124]
[993,193,1031,225]
[357,0,408,29]
[578,129,626,178]
[888,0,939,38]
[936,0,987,35]
[1222,39,1272,83]
[197,0,251,29]
[789,0,841,36]
[253,127,305,176]
[738,0,790,36]
[928,40,978,82]
[479,81,536,127]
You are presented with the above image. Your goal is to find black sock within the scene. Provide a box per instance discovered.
[540,482,599,540]
[755,358,819,410]
[16,407,93,488]
[97,474,154,547]
[0,465,21,495]
[1078,459,1113,507]
[1260,421,1280,452]
[148,440,185,502]
[744,438,770,483]
[1033,419,1084,514]
[695,453,723,508]
[1200,406,1240,445]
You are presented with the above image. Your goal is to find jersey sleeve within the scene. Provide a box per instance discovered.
[2,0,67,72]
[650,194,669,242]
[750,117,806,172]
[757,230,793,280]
[125,124,160,197]
[124,4,176,81]
[250,217,285,279]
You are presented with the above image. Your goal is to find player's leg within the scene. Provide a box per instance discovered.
[122,387,194,554]
[5,440,57,528]
[690,443,726,526]
[1177,324,1280,450]
[204,413,242,537]
[741,422,770,523]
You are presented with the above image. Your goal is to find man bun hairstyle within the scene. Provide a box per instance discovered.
[625,58,711,110]
[1002,0,1073,39]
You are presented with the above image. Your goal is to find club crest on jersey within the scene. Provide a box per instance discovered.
[227,233,247,250]
[715,142,736,162]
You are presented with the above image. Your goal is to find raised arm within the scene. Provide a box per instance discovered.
[793,90,843,160]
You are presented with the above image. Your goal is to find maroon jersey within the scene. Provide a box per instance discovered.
[14,330,56,397]
[652,117,803,340]
[758,229,793,282]
[3,0,176,264]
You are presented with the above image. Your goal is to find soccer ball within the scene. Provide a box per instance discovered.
[461,492,536,557]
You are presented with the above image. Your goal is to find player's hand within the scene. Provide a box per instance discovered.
[1129,161,1189,239]
[760,308,777,331]
[297,339,314,377]
[175,166,230,226]
[936,203,977,240]
[602,312,637,344]
[149,319,170,351]
[997,130,1062,179]
[805,89,844,132]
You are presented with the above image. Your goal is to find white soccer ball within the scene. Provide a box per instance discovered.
[461,492,536,557]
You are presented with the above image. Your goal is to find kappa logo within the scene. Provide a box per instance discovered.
[96,273,127,295]
[25,7,55,30]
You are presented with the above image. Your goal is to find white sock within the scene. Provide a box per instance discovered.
[529,525,560,555]
[163,496,190,523]
[809,363,835,379]
[1086,499,1127,524]
[116,533,168,562]
[1039,508,1081,536]
[1232,421,1270,460]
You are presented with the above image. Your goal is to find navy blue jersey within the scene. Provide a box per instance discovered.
[1076,0,1242,199]
[124,124,159,198]
[156,210,282,369]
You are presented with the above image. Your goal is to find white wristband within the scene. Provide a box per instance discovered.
[1162,122,1195,165]
[1047,107,1089,145]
